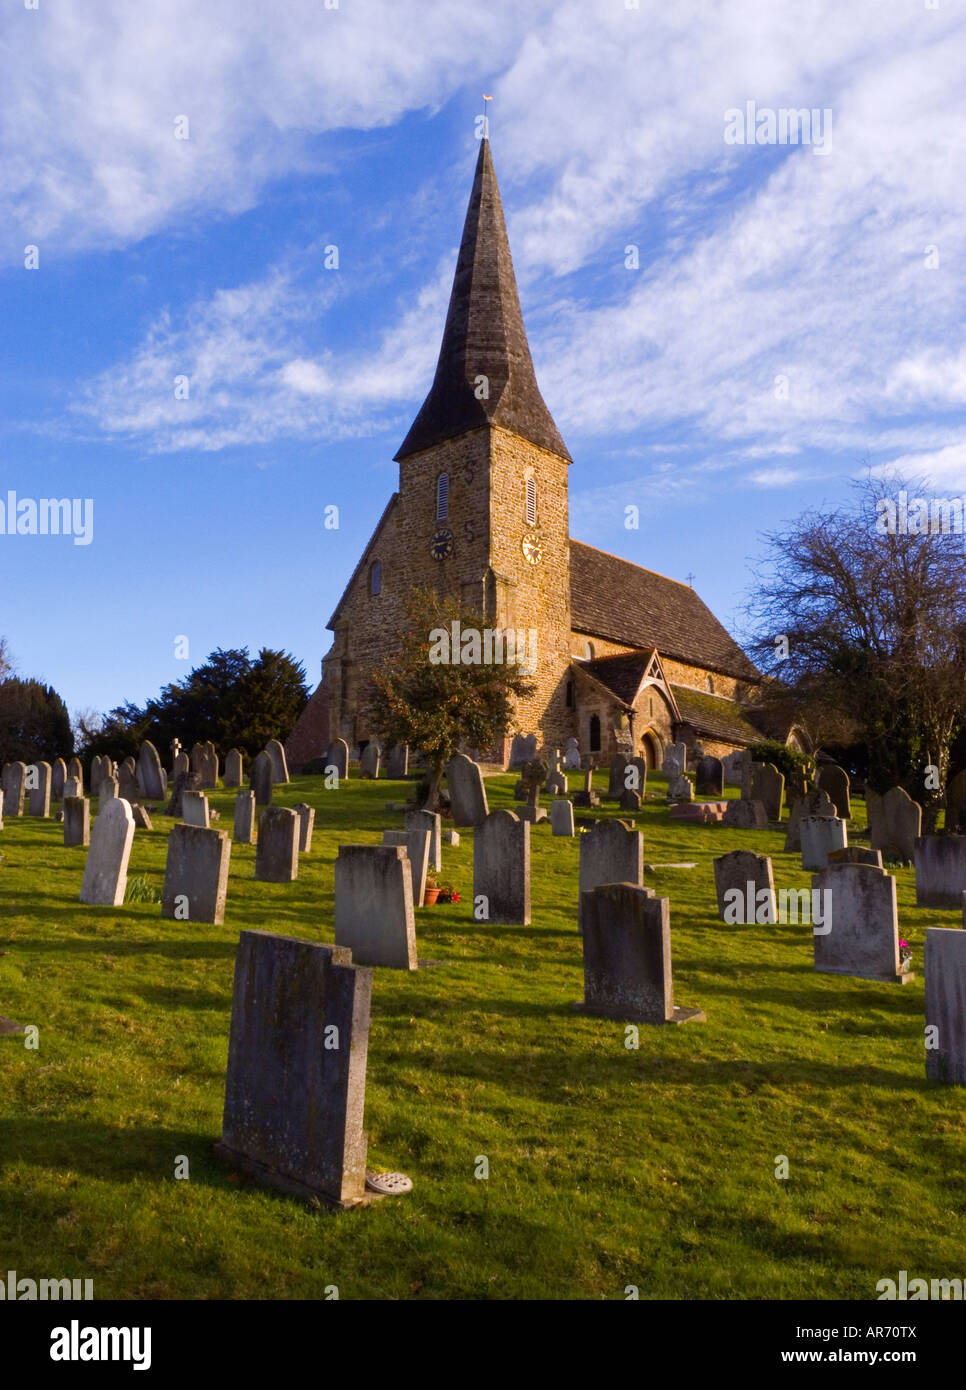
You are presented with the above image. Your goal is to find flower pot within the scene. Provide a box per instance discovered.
[424,887,441,905]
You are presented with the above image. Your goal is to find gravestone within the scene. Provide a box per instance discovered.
[722,750,745,787]
[662,742,688,776]
[183,790,210,829]
[162,823,231,924]
[623,756,647,797]
[265,738,289,785]
[137,741,165,800]
[63,776,82,799]
[722,800,772,828]
[67,757,84,792]
[829,846,882,867]
[63,796,90,848]
[549,799,575,837]
[250,750,273,807]
[812,863,911,984]
[749,762,784,821]
[576,885,705,1024]
[165,770,200,819]
[405,809,442,873]
[544,750,567,798]
[172,749,190,780]
[28,762,51,817]
[255,807,299,883]
[360,742,382,779]
[666,774,693,804]
[293,803,315,853]
[334,845,417,969]
[817,764,851,820]
[574,767,600,809]
[233,790,256,845]
[3,762,26,816]
[79,799,135,906]
[784,787,835,851]
[100,773,120,803]
[619,788,641,813]
[607,754,628,800]
[446,754,488,827]
[382,826,431,906]
[578,819,644,930]
[473,810,530,925]
[946,769,966,833]
[224,749,244,787]
[216,930,376,1207]
[516,758,548,823]
[800,815,848,871]
[189,742,206,777]
[713,850,777,923]
[131,805,153,830]
[871,786,922,863]
[914,835,966,910]
[695,756,724,797]
[198,745,219,789]
[509,733,537,768]
[326,739,349,780]
[443,829,460,846]
[385,743,409,779]
[90,754,107,797]
[563,738,581,771]
[118,759,139,802]
[925,928,966,1084]
[51,758,66,799]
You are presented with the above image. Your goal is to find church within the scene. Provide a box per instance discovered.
[287,137,783,772]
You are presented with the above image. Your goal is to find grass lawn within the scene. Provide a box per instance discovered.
[1,770,964,1301]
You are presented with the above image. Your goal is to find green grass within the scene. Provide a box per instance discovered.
[1,771,964,1301]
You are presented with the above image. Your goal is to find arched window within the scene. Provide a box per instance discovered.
[525,474,536,527]
[585,641,595,659]
[589,714,601,752]
[369,561,381,596]
[436,472,449,521]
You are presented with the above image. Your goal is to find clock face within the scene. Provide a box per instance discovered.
[522,532,543,565]
[430,528,454,561]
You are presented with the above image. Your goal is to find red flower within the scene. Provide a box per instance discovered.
[452,893,460,903]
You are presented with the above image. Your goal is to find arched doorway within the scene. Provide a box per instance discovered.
[640,730,661,769]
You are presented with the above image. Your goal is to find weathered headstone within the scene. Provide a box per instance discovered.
[722,749,745,787]
[63,795,90,848]
[405,809,441,873]
[563,737,581,771]
[183,790,210,829]
[99,774,119,803]
[162,823,231,924]
[325,739,349,780]
[360,741,382,779]
[666,774,693,803]
[250,750,273,807]
[723,798,768,830]
[233,790,256,844]
[662,742,688,776]
[2,762,26,817]
[51,757,66,799]
[812,863,911,984]
[578,819,644,930]
[784,786,835,851]
[817,764,851,820]
[549,799,575,837]
[189,742,206,778]
[914,835,966,910]
[925,928,966,1084]
[383,826,431,906]
[334,845,417,969]
[165,770,200,819]
[265,738,289,785]
[67,757,83,793]
[516,757,548,823]
[871,786,923,863]
[509,733,537,768]
[131,804,153,830]
[800,815,848,871]
[620,788,642,813]
[216,930,376,1207]
[293,802,316,853]
[446,753,489,827]
[443,829,460,846]
[607,754,628,800]
[385,743,409,779]
[255,807,299,883]
[63,775,82,799]
[224,749,244,787]
[713,850,777,923]
[79,799,135,906]
[828,846,882,867]
[749,762,784,821]
[28,762,52,817]
[473,810,530,925]
[137,741,165,800]
[695,755,724,797]
[118,759,139,802]
[576,885,705,1023]
[198,745,219,789]
[545,751,568,798]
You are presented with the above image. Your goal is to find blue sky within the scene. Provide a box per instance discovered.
[2,0,965,719]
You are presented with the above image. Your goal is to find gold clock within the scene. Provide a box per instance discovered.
[522,532,543,565]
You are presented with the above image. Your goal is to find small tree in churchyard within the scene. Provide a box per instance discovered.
[369,589,535,812]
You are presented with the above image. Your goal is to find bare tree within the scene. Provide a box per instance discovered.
[0,636,13,682]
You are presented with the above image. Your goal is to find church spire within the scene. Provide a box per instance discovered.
[394,138,571,463]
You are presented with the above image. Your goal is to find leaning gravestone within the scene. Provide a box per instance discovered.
[817,764,851,820]
[265,739,289,785]
[446,754,489,827]
[137,741,166,800]
[946,769,966,833]
[293,803,315,853]
[550,799,575,837]
[800,815,848,871]
[784,786,835,852]
[695,756,724,798]
[216,930,378,1207]
[383,827,431,907]
[28,762,52,817]
[812,862,911,984]
[162,823,231,924]
[224,749,244,787]
[79,799,136,906]
[749,762,784,821]
[250,751,273,807]
[183,790,210,829]
[63,796,90,848]
[255,807,299,883]
[385,743,409,779]
[913,835,966,910]
[578,819,644,930]
[233,790,256,845]
[2,762,26,817]
[334,844,417,970]
[869,786,922,863]
[576,885,705,1024]
[723,798,768,830]
[713,850,777,924]
[131,805,153,830]
[405,809,441,873]
[326,739,349,780]
[474,811,530,925]
[925,928,966,1085]
[360,742,382,779]
[51,758,66,799]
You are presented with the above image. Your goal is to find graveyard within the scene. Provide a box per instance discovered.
[1,761,963,1301]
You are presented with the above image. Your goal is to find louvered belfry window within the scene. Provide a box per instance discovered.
[436,473,449,521]
[525,475,536,526]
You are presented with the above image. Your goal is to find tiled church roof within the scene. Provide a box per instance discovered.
[395,138,571,464]
[570,540,760,682]
[579,651,655,705]
[670,686,762,744]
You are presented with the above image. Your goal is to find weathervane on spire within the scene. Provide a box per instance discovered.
[480,93,492,141]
